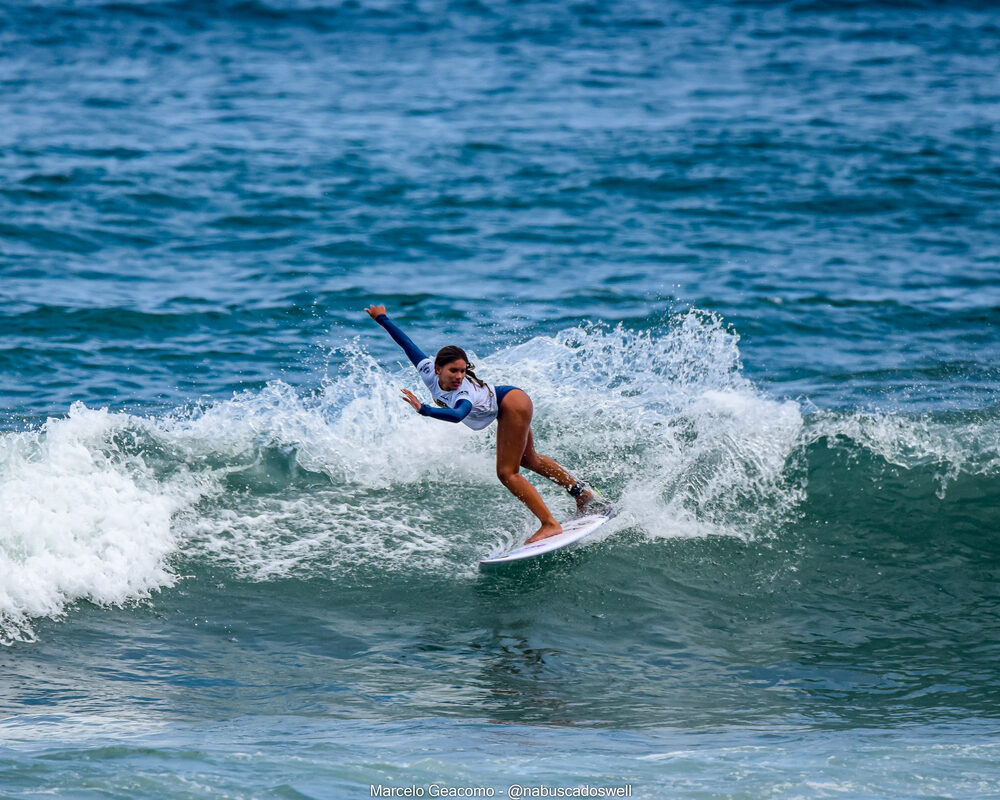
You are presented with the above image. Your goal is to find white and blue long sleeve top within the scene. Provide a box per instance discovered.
[376,314,499,430]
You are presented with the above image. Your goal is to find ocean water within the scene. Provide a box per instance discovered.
[2,0,1000,797]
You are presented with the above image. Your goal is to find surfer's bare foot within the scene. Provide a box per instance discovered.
[525,520,562,544]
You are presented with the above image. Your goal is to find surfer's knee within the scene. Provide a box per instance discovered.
[496,465,521,485]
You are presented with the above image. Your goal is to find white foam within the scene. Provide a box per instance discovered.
[806,407,1000,497]
[481,313,806,542]
[140,312,809,581]
[8,312,995,641]
[184,491,462,581]
[0,403,211,644]
[159,352,493,490]
[105,312,808,584]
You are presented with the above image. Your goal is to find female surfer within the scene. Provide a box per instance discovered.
[365,304,600,543]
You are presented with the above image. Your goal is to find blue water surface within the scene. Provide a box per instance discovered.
[2,1,1000,797]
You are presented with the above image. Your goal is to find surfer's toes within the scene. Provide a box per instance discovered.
[526,522,562,544]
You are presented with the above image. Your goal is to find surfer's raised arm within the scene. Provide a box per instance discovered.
[365,304,471,422]
[365,304,427,368]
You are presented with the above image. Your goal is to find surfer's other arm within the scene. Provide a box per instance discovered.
[400,389,472,423]
[365,304,427,367]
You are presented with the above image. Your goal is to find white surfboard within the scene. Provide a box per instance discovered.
[478,507,616,569]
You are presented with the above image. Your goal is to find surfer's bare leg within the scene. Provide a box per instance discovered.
[495,389,562,543]
[520,429,596,513]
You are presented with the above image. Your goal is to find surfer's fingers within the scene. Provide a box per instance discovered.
[400,388,420,408]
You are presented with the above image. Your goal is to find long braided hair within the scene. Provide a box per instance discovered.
[433,345,493,406]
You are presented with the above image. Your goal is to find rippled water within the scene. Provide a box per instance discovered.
[2,1,999,797]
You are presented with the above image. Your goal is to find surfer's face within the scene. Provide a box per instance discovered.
[436,359,467,391]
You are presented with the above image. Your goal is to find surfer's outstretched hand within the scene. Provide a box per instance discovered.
[364,304,387,320]
[400,388,422,412]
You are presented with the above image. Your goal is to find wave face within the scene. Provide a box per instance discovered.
[3,316,997,656]
[3,314,799,637]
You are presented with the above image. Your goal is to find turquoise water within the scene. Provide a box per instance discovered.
[2,1,1000,797]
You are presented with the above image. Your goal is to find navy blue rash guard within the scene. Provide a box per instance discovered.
[377,314,473,424]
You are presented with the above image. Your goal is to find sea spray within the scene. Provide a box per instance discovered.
[4,316,998,641]
[174,312,809,579]
[0,404,212,644]
[486,313,806,540]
